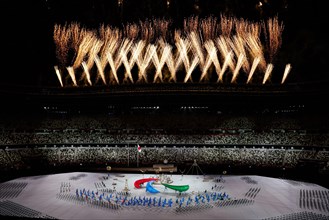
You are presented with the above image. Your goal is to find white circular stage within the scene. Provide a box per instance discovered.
[0,172,328,219]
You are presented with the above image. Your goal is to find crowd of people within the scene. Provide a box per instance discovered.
[0,112,328,170]
[0,109,328,178]
[0,144,328,171]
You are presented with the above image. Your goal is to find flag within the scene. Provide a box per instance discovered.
[137,144,142,153]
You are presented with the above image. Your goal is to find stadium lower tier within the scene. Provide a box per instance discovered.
[1,144,328,188]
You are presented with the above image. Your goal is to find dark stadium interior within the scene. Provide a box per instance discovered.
[1,1,329,219]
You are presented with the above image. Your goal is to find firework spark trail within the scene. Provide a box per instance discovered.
[73,32,95,70]
[98,25,121,59]
[165,48,177,82]
[122,40,145,82]
[154,19,171,42]
[129,40,145,69]
[217,36,235,73]
[220,14,234,36]
[206,40,221,77]
[235,19,264,73]
[81,61,92,86]
[77,34,100,84]
[99,24,112,52]
[235,18,261,38]
[107,38,129,85]
[200,40,221,81]
[174,30,182,42]
[184,55,199,83]
[263,63,274,84]
[125,23,139,40]
[118,39,134,83]
[70,23,88,56]
[218,51,232,82]
[230,36,250,73]
[200,16,219,41]
[245,34,267,72]
[141,18,170,42]
[140,20,155,43]
[174,37,189,70]
[97,27,122,85]
[66,66,77,86]
[54,66,63,87]
[86,38,103,72]
[106,52,119,84]
[235,18,248,38]
[184,16,199,35]
[250,23,261,38]
[97,40,110,85]
[53,24,71,68]
[136,44,157,83]
[105,37,121,84]
[152,44,171,82]
[172,38,187,80]
[190,32,205,68]
[176,37,197,82]
[281,63,292,84]
[94,56,106,84]
[139,20,150,42]
[231,53,245,83]
[247,57,260,84]
[265,16,284,62]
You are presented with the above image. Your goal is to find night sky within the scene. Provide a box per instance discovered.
[1,0,328,86]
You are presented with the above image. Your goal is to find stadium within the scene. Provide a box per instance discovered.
[1,0,329,219]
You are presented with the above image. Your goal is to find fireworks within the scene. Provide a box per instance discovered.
[54,66,63,87]
[53,15,291,87]
[247,57,261,84]
[264,16,284,63]
[263,64,274,84]
[281,64,292,84]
